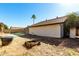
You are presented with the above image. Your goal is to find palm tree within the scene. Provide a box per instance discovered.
[31,14,36,24]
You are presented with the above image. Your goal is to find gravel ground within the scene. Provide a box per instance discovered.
[0,34,79,56]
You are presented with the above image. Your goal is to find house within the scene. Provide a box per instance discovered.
[70,22,79,38]
[27,16,79,38]
[28,16,67,38]
[9,27,25,33]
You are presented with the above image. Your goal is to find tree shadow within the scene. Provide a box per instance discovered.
[18,34,79,49]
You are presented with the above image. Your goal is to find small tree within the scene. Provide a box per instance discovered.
[0,23,4,32]
[66,12,79,28]
[31,14,36,24]
[0,23,8,33]
[4,24,8,29]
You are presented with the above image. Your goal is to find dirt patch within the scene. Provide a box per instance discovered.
[17,34,79,56]
[0,34,79,56]
[59,39,79,48]
[20,34,79,48]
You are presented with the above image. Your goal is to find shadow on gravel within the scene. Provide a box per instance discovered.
[19,34,79,49]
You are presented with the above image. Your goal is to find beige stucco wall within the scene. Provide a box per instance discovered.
[70,28,76,38]
[29,24,62,38]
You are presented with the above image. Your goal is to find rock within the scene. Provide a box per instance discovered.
[23,40,41,49]
[0,36,13,46]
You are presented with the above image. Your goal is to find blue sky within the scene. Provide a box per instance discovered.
[0,3,79,27]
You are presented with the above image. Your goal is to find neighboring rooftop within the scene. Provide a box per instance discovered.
[10,27,24,29]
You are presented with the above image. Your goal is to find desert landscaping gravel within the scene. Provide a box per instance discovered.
[0,34,79,56]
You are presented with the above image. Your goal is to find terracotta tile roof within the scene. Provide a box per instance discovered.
[31,16,67,27]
